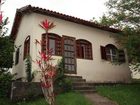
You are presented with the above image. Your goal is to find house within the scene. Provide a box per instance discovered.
[11,5,131,83]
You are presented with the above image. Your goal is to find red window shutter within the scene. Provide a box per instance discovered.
[15,48,20,65]
[76,40,93,60]
[41,34,47,53]
[24,36,30,59]
[118,50,125,63]
[76,43,81,58]
[100,46,107,60]
[55,38,62,56]
[24,42,26,59]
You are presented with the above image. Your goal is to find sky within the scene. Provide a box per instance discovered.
[1,0,108,34]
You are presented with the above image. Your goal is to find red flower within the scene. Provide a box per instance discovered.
[47,70,56,78]
[0,12,2,24]
[40,19,55,31]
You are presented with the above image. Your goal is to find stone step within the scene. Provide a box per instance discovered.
[73,85,95,90]
[74,89,96,93]
[66,75,83,79]
[71,79,86,82]
[66,75,96,94]
[72,82,95,86]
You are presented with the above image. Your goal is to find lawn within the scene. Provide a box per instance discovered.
[0,92,92,105]
[96,84,140,105]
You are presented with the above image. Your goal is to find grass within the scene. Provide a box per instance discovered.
[0,92,92,105]
[96,84,140,105]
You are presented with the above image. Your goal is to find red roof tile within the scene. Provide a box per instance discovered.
[10,5,121,40]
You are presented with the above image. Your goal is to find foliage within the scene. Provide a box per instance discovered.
[97,84,140,105]
[55,58,72,93]
[0,92,92,105]
[0,1,14,70]
[0,36,14,69]
[0,70,13,98]
[100,0,140,29]
[95,0,140,67]
[25,56,34,82]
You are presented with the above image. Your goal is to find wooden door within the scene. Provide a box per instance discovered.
[62,36,76,74]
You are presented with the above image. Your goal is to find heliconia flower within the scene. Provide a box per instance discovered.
[40,19,55,31]
[47,70,56,78]
[0,12,2,24]
[40,52,47,60]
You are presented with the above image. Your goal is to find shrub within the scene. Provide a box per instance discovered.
[55,58,72,93]
[25,56,34,82]
[0,70,13,98]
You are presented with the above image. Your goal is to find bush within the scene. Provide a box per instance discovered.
[0,70,13,98]
[55,58,72,93]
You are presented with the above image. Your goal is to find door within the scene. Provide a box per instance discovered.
[62,36,76,74]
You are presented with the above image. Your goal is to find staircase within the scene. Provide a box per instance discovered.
[67,75,96,93]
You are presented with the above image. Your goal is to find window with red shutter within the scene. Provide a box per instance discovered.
[105,44,118,62]
[41,33,62,56]
[118,50,126,63]
[100,46,107,60]
[15,48,20,65]
[76,39,93,60]
[100,44,125,63]
[23,36,30,59]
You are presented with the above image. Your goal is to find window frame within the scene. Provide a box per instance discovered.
[41,33,62,56]
[100,44,126,63]
[23,36,30,59]
[15,48,20,65]
[76,39,93,60]
[105,44,118,62]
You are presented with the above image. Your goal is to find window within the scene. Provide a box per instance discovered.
[23,36,30,59]
[100,44,125,63]
[106,44,118,62]
[15,48,19,65]
[41,33,62,56]
[76,39,93,59]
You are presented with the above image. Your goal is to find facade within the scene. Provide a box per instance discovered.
[11,5,131,83]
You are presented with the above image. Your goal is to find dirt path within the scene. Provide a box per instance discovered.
[84,93,118,105]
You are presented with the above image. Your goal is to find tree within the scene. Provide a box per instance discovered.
[95,0,140,65]
[0,0,14,70]
[0,0,14,98]
[0,36,14,70]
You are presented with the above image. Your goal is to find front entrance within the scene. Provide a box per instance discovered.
[62,36,76,74]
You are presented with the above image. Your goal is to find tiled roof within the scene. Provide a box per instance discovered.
[11,5,121,40]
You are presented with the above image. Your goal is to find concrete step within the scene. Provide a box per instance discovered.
[66,75,96,93]
[72,82,95,86]
[71,79,86,82]
[74,89,96,93]
[66,75,83,79]
[73,85,95,90]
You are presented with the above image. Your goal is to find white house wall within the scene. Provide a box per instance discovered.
[13,12,131,82]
